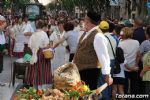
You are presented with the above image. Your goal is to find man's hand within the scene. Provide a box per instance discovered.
[105,75,113,85]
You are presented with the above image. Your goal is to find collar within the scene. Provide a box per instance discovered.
[104,32,110,35]
[87,26,99,34]
[36,29,43,32]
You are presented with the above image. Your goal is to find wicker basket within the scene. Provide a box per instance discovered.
[54,63,80,89]
[43,49,53,59]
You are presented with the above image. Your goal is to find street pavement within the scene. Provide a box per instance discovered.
[0,56,22,100]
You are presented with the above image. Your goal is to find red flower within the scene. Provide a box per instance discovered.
[21,89,26,94]
[80,94,85,97]
[37,90,42,95]
[28,95,33,99]
[71,87,76,92]
[77,81,82,86]
[78,89,82,93]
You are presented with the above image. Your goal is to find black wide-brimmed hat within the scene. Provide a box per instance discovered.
[87,11,101,25]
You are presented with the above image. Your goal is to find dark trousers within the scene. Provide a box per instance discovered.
[0,44,5,73]
[69,53,74,62]
[0,52,3,73]
[125,71,140,94]
[79,68,101,90]
[145,81,150,95]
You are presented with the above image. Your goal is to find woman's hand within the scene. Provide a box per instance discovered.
[140,66,150,77]
[44,44,52,49]
[140,71,144,78]
[131,67,139,72]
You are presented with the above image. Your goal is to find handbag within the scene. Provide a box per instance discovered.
[43,48,54,59]
[105,35,121,74]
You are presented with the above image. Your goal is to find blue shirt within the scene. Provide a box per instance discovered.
[111,33,119,45]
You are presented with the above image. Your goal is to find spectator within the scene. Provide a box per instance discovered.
[0,15,7,86]
[119,27,140,94]
[99,20,117,100]
[140,50,150,95]
[10,17,25,57]
[50,21,67,70]
[22,15,34,55]
[132,18,146,44]
[132,18,146,94]
[137,26,150,61]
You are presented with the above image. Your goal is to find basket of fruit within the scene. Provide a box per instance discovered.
[54,63,81,90]
[41,81,108,100]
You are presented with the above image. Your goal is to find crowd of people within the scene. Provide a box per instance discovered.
[0,10,150,100]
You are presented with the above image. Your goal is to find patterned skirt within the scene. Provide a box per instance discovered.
[13,52,24,58]
[25,49,52,85]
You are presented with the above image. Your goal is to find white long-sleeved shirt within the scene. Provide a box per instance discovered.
[23,22,34,44]
[81,26,111,75]
[104,33,117,60]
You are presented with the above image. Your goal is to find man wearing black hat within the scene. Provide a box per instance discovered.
[73,11,113,90]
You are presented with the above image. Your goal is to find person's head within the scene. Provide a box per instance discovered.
[99,21,109,33]
[0,15,6,30]
[18,17,22,24]
[14,16,19,24]
[22,15,28,23]
[35,19,45,29]
[63,22,74,32]
[58,21,64,32]
[113,25,124,36]
[72,19,79,27]
[84,11,101,31]
[109,22,115,33]
[113,19,118,25]
[44,17,49,24]
[145,26,150,39]
[50,18,55,25]
[120,27,133,39]
[79,19,85,29]
[133,17,142,27]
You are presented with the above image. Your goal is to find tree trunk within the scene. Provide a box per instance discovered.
[139,0,147,19]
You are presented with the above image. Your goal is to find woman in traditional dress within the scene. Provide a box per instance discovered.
[25,19,52,89]
[10,17,25,58]
[50,21,67,70]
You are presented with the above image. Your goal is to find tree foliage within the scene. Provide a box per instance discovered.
[49,0,110,14]
[1,0,30,8]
